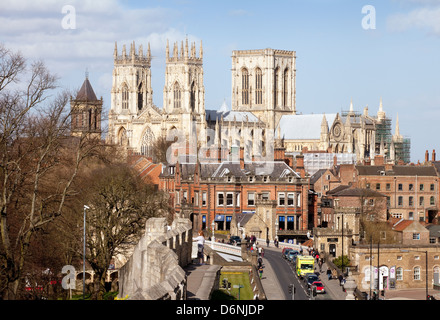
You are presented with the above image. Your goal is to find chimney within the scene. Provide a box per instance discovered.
[295,154,305,178]
[425,150,429,163]
[239,146,245,170]
[333,155,337,168]
[374,155,384,166]
[433,149,436,162]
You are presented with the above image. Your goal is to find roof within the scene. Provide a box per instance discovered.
[356,165,437,176]
[205,109,261,123]
[76,77,98,101]
[330,186,386,198]
[278,113,337,140]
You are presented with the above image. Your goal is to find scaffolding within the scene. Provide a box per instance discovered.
[301,152,357,176]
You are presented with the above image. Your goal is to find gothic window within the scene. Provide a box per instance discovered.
[283,68,289,107]
[274,67,280,107]
[255,67,262,105]
[190,82,196,112]
[174,82,181,109]
[241,68,249,105]
[140,127,155,157]
[137,82,143,111]
[122,84,129,110]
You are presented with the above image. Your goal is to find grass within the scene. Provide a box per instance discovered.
[211,272,253,300]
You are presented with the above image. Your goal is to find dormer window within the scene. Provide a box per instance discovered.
[249,176,254,182]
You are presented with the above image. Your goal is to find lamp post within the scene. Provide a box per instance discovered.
[83,205,90,300]
[211,221,215,250]
[401,249,429,300]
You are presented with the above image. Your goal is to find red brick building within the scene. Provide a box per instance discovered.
[159,149,316,243]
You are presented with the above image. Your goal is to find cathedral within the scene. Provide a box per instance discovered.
[74,38,409,168]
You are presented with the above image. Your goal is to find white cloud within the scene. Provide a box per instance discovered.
[387,5,440,35]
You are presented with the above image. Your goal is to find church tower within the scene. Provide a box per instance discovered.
[163,39,206,146]
[110,41,153,120]
[231,48,296,130]
[70,73,102,139]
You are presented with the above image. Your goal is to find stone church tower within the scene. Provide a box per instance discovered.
[163,39,207,146]
[70,74,102,138]
[231,49,296,129]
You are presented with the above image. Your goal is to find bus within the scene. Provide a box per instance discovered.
[296,255,315,278]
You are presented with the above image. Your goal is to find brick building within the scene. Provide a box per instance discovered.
[159,143,316,243]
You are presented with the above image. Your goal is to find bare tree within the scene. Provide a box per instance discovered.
[0,45,103,299]
[81,163,171,300]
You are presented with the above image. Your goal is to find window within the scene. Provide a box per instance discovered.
[386,183,391,191]
[190,82,196,112]
[173,82,181,109]
[283,68,289,107]
[409,212,414,220]
[202,192,207,206]
[274,67,279,107]
[137,82,143,111]
[278,193,285,206]
[376,183,381,190]
[242,68,249,105]
[248,192,255,206]
[226,193,233,206]
[255,68,262,105]
[409,196,414,207]
[236,193,240,207]
[420,184,424,191]
[430,184,435,191]
[194,192,199,206]
[287,193,295,206]
[419,196,424,206]
[262,192,270,200]
[278,216,285,230]
[414,267,421,280]
[217,193,224,206]
[387,197,391,207]
[122,84,129,109]
[398,183,403,191]
[287,216,294,230]
[396,267,403,281]
[409,183,414,191]
[430,196,435,206]
[398,196,403,206]
[413,233,420,240]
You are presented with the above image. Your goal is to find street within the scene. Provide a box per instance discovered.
[263,247,333,300]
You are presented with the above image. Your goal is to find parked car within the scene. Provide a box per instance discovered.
[282,248,294,259]
[311,281,325,294]
[229,236,241,246]
[287,250,299,262]
[305,274,320,288]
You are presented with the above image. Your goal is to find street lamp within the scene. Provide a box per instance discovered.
[211,221,215,250]
[83,205,90,300]
[401,249,429,300]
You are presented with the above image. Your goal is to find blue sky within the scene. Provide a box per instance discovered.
[1,0,440,162]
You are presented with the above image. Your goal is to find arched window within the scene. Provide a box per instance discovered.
[255,68,262,105]
[174,82,181,109]
[122,84,129,110]
[190,82,196,112]
[137,82,143,111]
[141,127,155,157]
[274,67,280,107]
[283,68,289,107]
[118,127,127,146]
[241,68,249,105]
[413,266,421,280]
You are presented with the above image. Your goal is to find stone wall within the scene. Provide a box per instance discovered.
[117,217,193,300]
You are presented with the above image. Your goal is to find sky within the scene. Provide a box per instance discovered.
[1,0,440,163]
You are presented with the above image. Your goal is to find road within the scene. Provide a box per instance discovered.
[263,247,332,300]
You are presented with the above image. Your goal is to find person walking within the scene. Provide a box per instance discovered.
[193,231,205,265]
[258,265,264,279]
[327,268,332,281]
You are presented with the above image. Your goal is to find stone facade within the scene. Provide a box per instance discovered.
[117,217,192,300]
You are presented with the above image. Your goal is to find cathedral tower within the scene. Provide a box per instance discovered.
[163,39,206,145]
[231,49,296,130]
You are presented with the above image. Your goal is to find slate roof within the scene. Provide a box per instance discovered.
[329,186,386,198]
[205,109,261,123]
[76,77,98,101]
[278,113,337,140]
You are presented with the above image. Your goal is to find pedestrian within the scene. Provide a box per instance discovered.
[261,247,264,258]
[258,256,263,269]
[258,246,262,256]
[258,266,263,279]
[338,274,344,286]
[266,238,270,247]
[193,231,205,265]
[326,268,332,280]
[332,268,337,280]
